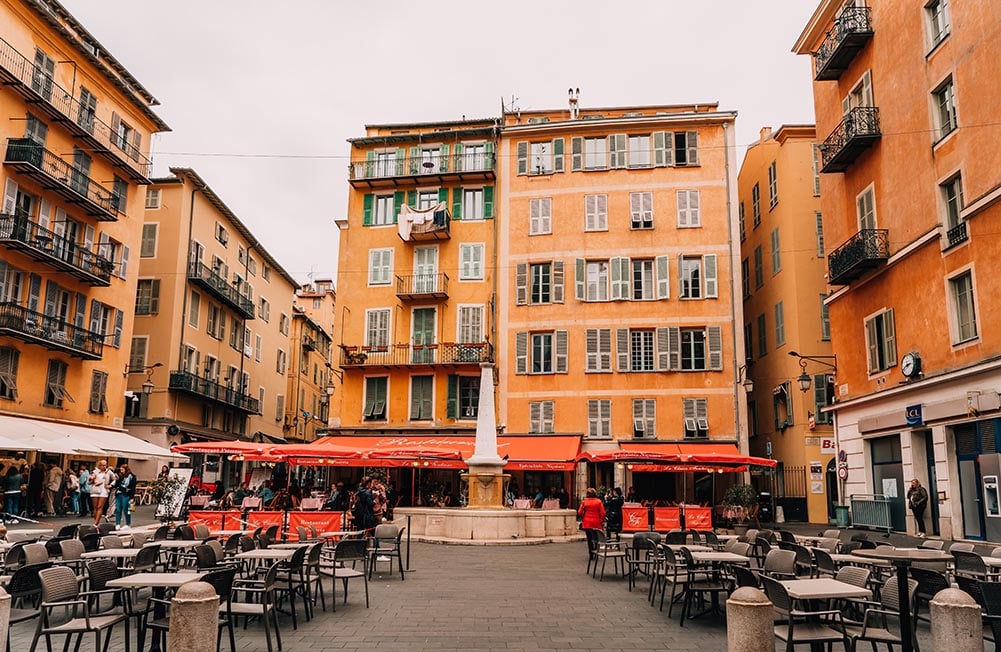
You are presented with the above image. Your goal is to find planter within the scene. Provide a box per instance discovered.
[732,523,749,536]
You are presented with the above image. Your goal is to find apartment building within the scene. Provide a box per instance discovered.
[739,125,834,524]
[126,168,299,487]
[297,279,335,341]
[284,308,333,442]
[497,102,746,500]
[795,1,1001,539]
[0,0,172,470]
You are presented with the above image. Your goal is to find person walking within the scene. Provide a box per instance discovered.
[104,466,118,521]
[77,464,90,517]
[4,466,22,518]
[45,463,63,515]
[114,464,136,527]
[65,468,80,516]
[89,460,111,526]
[577,487,606,531]
[604,486,624,539]
[27,462,44,516]
[907,478,929,537]
[352,477,377,531]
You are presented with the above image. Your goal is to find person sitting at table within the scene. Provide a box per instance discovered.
[233,482,251,505]
[625,486,639,503]
[257,480,274,504]
[287,479,302,509]
[533,487,544,508]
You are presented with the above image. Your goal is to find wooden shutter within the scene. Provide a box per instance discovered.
[704,254,717,298]
[610,257,629,300]
[542,401,554,433]
[883,309,896,367]
[656,327,671,371]
[130,131,142,162]
[483,186,494,218]
[571,137,583,171]
[598,328,611,371]
[587,400,600,435]
[555,330,568,373]
[517,141,528,175]
[668,327,681,370]
[609,134,626,168]
[552,138,565,173]
[677,191,690,226]
[707,326,723,370]
[686,130,699,165]
[453,143,464,172]
[515,263,528,305]
[119,245,129,278]
[27,274,40,312]
[656,255,670,299]
[453,186,467,219]
[447,375,458,419]
[149,279,161,313]
[362,194,373,226]
[0,261,5,300]
[110,112,121,146]
[38,198,50,230]
[2,178,17,213]
[574,258,585,301]
[74,293,85,327]
[585,329,599,372]
[439,144,449,172]
[44,280,58,317]
[89,370,104,412]
[529,199,540,234]
[408,146,420,174]
[552,260,565,304]
[394,148,406,176]
[438,188,449,205]
[585,194,597,231]
[688,190,700,226]
[515,332,528,374]
[0,347,18,399]
[616,328,630,372]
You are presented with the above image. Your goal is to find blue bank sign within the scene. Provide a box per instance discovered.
[905,404,923,427]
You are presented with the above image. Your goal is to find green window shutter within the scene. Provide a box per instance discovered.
[409,146,420,174]
[439,144,449,172]
[571,137,583,171]
[407,191,416,208]
[394,191,405,219]
[395,148,406,176]
[452,186,463,220]
[438,188,449,204]
[704,254,718,298]
[574,258,586,301]
[552,138,565,173]
[453,143,464,172]
[365,150,376,177]
[517,142,528,175]
[446,375,458,419]
[484,142,495,170]
[483,186,494,219]
[362,194,374,226]
[653,131,667,167]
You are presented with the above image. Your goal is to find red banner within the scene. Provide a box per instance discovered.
[244,511,284,530]
[622,506,649,532]
[187,510,226,530]
[288,511,344,534]
[653,507,681,531]
[685,507,713,530]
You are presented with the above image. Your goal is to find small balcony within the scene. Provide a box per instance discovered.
[186,261,255,319]
[0,213,113,285]
[401,209,450,241]
[0,36,151,182]
[827,229,889,285]
[946,222,969,249]
[396,273,449,301]
[349,152,496,189]
[168,370,261,414]
[0,302,104,359]
[302,336,316,351]
[819,107,881,173]
[814,4,874,81]
[4,139,120,219]
[339,342,493,368]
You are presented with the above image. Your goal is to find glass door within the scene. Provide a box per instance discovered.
[958,457,985,539]
[411,308,436,364]
[413,247,437,294]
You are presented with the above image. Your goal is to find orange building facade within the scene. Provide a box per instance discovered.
[739,125,835,524]
[796,1,1001,539]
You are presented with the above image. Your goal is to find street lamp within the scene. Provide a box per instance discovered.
[787,351,837,393]
[737,364,754,393]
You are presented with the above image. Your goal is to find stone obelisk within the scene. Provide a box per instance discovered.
[462,363,508,508]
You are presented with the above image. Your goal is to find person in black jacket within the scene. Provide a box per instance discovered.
[114,464,136,527]
[604,487,624,539]
[352,477,377,531]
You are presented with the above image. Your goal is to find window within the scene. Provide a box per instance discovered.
[368,249,392,286]
[856,186,876,230]
[585,261,609,302]
[815,212,825,257]
[584,137,606,170]
[757,314,767,357]
[515,261,564,306]
[530,142,553,175]
[214,222,229,246]
[258,297,270,322]
[741,259,750,299]
[774,301,785,348]
[585,328,612,372]
[112,176,127,213]
[135,279,160,315]
[448,375,480,419]
[926,0,950,46]
[773,382,793,429]
[279,313,290,336]
[71,149,91,196]
[128,337,146,374]
[25,113,47,145]
[515,330,568,375]
[744,322,753,360]
[89,370,108,413]
[676,190,700,227]
[820,294,831,341]
[629,330,655,372]
[44,359,72,407]
[206,305,225,340]
[276,349,287,375]
[739,202,746,241]
[410,375,433,420]
[630,192,653,229]
[814,375,833,425]
[933,78,957,140]
[365,309,391,349]
[275,394,285,422]
[683,398,709,438]
[529,198,552,235]
[140,224,157,258]
[587,399,612,438]
[768,161,778,209]
[255,334,262,362]
[32,48,54,99]
[632,259,658,300]
[942,174,964,230]
[0,347,19,400]
[628,134,651,168]
[632,399,656,437]
[114,117,135,153]
[145,188,161,210]
[679,255,717,299]
[950,271,977,343]
[372,195,395,226]
[812,144,821,196]
[680,329,707,371]
[673,131,699,166]
[846,71,874,111]
[770,228,781,275]
[529,401,555,434]
[458,305,483,343]
[462,188,484,220]
[751,183,761,226]
[531,263,551,304]
[229,317,243,350]
[753,246,763,289]
[532,333,553,374]
[183,346,199,374]
[364,377,388,421]
[459,244,483,280]
[584,194,607,231]
[865,309,897,373]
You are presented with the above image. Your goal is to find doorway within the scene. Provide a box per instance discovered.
[411,308,436,363]
[826,459,838,521]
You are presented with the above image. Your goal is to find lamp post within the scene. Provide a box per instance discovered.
[787,351,837,393]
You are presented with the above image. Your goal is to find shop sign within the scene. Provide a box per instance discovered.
[905,404,923,426]
[820,437,836,454]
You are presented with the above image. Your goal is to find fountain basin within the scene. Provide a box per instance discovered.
[396,507,580,544]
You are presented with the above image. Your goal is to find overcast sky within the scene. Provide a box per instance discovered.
[61,0,818,285]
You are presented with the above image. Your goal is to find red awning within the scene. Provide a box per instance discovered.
[172,441,272,456]
[577,442,776,469]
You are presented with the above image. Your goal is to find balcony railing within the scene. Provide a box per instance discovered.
[0,213,113,285]
[4,139,120,219]
[0,302,104,359]
[946,222,969,248]
[402,209,450,241]
[186,261,256,319]
[0,36,151,181]
[168,370,261,414]
[340,342,494,368]
[819,107,881,173]
[396,273,449,301]
[827,229,889,285]
[814,4,874,81]
[349,152,496,187]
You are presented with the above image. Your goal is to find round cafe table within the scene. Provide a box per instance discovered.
[852,548,952,652]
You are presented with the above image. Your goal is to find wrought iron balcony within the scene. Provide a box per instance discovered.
[396,273,449,301]
[0,302,104,359]
[814,4,874,81]
[339,341,493,368]
[186,261,256,319]
[168,370,261,414]
[0,36,151,182]
[827,229,889,285]
[0,213,113,285]
[4,139,120,219]
[401,209,450,241]
[349,152,496,188]
[946,222,968,249]
[819,107,881,173]
[302,336,316,351]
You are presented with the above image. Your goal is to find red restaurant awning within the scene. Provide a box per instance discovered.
[577,442,776,469]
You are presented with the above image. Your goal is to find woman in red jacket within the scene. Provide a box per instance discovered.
[577,487,606,530]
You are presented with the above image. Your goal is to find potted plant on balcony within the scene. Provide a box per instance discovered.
[721,483,759,535]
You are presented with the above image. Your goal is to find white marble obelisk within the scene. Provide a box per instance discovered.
[462,363,508,508]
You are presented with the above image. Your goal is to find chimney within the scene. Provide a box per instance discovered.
[759,126,773,142]
[568,87,580,120]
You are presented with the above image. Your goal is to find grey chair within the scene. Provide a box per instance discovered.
[840,575,918,652]
[100,535,124,549]
[953,549,989,580]
[835,565,871,589]
[319,538,369,612]
[919,539,945,551]
[367,523,405,581]
[822,529,841,539]
[230,563,282,652]
[22,544,48,566]
[4,562,49,652]
[591,530,626,581]
[761,549,797,581]
[193,524,212,540]
[196,567,238,652]
[760,575,849,652]
[909,566,949,632]
[677,546,728,627]
[30,565,129,652]
[813,549,838,578]
[949,541,975,553]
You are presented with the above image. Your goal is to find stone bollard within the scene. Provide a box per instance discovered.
[167,582,219,652]
[0,587,11,650]
[930,587,982,652]
[726,586,773,652]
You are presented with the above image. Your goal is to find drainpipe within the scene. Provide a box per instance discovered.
[722,121,745,456]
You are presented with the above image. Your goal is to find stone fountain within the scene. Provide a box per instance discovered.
[460,363,509,508]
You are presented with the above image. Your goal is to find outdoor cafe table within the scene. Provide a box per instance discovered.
[780,577,872,601]
[828,552,892,568]
[269,542,312,550]
[319,530,365,540]
[107,572,206,652]
[211,529,248,537]
[663,544,713,553]
[690,551,752,565]
[6,528,52,541]
[852,548,952,652]
[235,548,296,561]
[145,540,203,549]
[81,549,141,561]
[715,534,740,542]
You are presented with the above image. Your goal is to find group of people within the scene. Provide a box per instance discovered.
[577,486,628,538]
[506,482,571,508]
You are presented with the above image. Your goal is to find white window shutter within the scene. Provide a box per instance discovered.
[555,330,568,374]
[515,332,528,374]
[2,178,17,213]
[574,258,585,301]
[616,328,630,372]
[677,191,689,226]
[653,131,667,167]
[704,254,717,298]
[865,317,879,373]
[585,329,599,372]
[598,328,611,371]
[529,199,540,234]
[883,309,896,367]
[541,199,552,232]
[610,257,623,300]
[596,194,607,230]
[571,137,583,171]
[588,400,599,435]
[585,195,596,231]
[656,327,671,371]
[686,130,699,165]
[515,263,528,305]
[552,260,565,304]
[656,255,670,299]
[668,327,681,370]
[689,190,701,226]
[119,245,129,279]
[708,326,723,370]
[542,401,554,433]
[517,141,528,175]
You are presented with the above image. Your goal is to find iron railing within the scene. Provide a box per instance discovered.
[0,36,151,179]
[946,221,968,248]
[186,261,255,318]
[819,107,881,172]
[396,273,449,298]
[168,370,261,414]
[340,342,493,367]
[827,228,889,285]
[0,302,104,358]
[814,4,874,80]
[0,213,113,284]
[350,152,496,181]
[4,139,120,217]
[849,494,892,534]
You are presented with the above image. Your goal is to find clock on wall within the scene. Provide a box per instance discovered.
[901,352,922,379]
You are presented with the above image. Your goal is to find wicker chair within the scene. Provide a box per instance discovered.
[761,549,797,581]
[4,562,49,651]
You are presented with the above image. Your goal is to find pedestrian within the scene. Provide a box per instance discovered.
[604,486,624,539]
[65,468,80,516]
[89,460,111,526]
[104,466,118,520]
[352,476,377,531]
[27,462,44,516]
[78,464,90,517]
[577,487,606,531]
[907,478,929,538]
[557,486,570,509]
[3,465,22,518]
[45,462,63,515]
[114,464,136,527]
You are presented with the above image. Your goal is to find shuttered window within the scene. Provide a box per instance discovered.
[683,398,709,437]
[585,328,612,372]
[865,309,897,373]
[629,192,653,229]
[135,279,160,314]
[275,394,285,422]
[632,399,656,437]
[529,198,552,235]
[44,359,72,407]
[517,331,567,375]
[529,401,555,434]
[0,347,19,400]
[768,161,778,209]
[775,301,785,348]
[584,194,607,231]
[140,223,158,257]
[410,375,433,421]
[814,375,833,425]
[368,249,393,286]
[89,370,109,413]
[674,131,699,166]
[458,305,483,343]
[587,400,612,438]
[771,228,782,275]
[459,244,484,280]
[676,190,701,227]
[128,337,147,373]
[363,377,388,420]
[365,309,391,349]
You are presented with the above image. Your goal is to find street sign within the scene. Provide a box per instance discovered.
[837,465,848,480]
[820,437,836,454]
[838,449,847,463]
[766,441,772,456]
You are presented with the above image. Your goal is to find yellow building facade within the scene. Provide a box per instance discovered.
[284,308,332,442]
[739,125,834,524]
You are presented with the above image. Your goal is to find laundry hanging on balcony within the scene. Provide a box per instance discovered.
[398,202,447,240]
